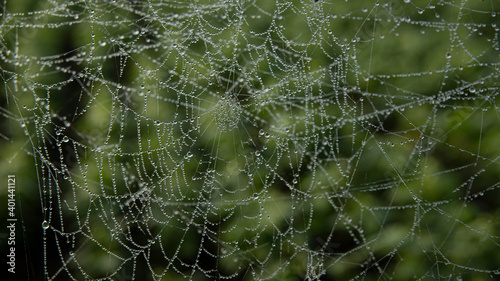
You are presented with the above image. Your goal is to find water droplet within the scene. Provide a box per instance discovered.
[42,220,49,230]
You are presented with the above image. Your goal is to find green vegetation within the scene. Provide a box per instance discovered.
[1,0,499,280]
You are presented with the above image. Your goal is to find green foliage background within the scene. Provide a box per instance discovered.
[1,0,499,280]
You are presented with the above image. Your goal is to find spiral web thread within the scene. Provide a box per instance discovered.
[1,0,499,280]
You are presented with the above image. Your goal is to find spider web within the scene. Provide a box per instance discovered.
[1,0,500,280]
